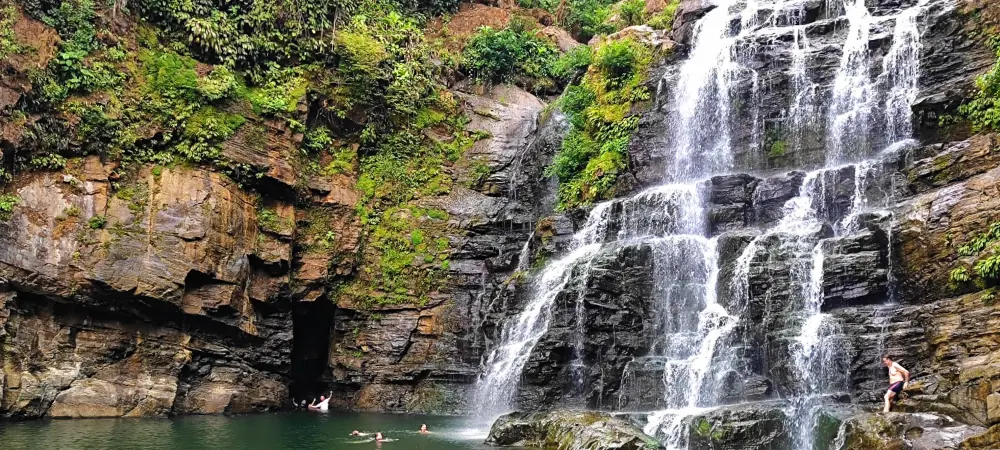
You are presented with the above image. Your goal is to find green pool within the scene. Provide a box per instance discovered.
[0,411,507,450]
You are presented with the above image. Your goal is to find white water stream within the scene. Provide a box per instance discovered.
[473,0,946,447]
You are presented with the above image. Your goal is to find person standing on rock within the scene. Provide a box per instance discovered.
[882,353,910,413]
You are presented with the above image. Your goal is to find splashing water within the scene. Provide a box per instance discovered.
[473,0,945,447]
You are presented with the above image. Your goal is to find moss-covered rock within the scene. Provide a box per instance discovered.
[839,412,985,450]
[486,410,664,450]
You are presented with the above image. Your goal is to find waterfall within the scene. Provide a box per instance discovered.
[473,0,945,446]
[827,0,876,164]
[473,240,601,419]
[790,26,819,155]
[881,0,930,142]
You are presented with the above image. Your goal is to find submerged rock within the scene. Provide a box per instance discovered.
[486,410,664,450]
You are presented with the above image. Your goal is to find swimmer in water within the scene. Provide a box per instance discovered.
[419,424,429,434]
[375,432,384,442]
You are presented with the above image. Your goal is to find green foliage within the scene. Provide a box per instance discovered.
[551,46,593,84]
[517,0,559,11]
[257,207,293,235]
[617,0,646,27]
[950,221,1000,291]
[949,266,971,285]
[647,0,681,30]
[30,153,68,170]
[304,127,334,154]
[461,25,559,85]
[88,215,107,229]
[27,0,126,103]
[135,0,346,67]
[1,5,24,59]
[318,2,439,140]
[594,39,647,85]
[564,0,617,42]
[340,206,452,308]
[547,38,651,209]
[245,66,307,116]
[959,41,1000,131]
[769,140,788,159]
[983,289,997,305]
[958,222,1000,256]
[974,254,1000,280]
[0,194,21,221]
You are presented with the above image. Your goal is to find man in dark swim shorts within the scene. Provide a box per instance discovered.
[882,353,910,413]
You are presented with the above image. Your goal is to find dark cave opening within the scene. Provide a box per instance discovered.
[290,300,334,400]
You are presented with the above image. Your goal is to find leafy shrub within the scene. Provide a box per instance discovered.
[136,0,342,67]
[546,38,652,209]
[595,39,648,85]
[551,46,594,83]
[88,215,107,229]
[647,0,681,30]
[245,67,308,116]
[959,40,1000,131]
[461,26,559,85]
[517,0,559,11]
[563,0,617,42]
[617,0,646,27]
[950,221,1000,293]
[1,5,24,59]
[0,194,20,221]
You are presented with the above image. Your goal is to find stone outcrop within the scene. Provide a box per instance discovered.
[838,412,984,450]
[486,410,664,450]
[324,84,560,413]
[682,403,792,450]
[0,160,333,417]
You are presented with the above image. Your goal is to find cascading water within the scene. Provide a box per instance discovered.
[473,0,944,447]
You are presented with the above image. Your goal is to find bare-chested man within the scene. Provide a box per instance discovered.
[882,353,909,413]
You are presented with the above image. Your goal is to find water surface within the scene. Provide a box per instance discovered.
[0,412,502,450]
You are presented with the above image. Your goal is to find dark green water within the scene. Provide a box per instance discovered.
[0,412,506,450]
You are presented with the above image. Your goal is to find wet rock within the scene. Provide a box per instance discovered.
[709,174,758,234]
[681,402,791,450]
[752,172,805,227]
[839,412,984,450]
[894,134,1000,304]
[960,424,1000,449]
[671,0,717,46]
[455,84,545,198]
[820,213,891,310]
[518,243,656,410]
[486,410,664,450]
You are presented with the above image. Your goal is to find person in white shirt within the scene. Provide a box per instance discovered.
[308,392,332,412]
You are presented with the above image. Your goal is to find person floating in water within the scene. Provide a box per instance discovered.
[308,392,332,412]
[882,353,910,413]
[375,432,385,442]
[419,424,429,434]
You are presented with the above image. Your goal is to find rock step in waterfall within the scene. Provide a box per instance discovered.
[474,0,946,448]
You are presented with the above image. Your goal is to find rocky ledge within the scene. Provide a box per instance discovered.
[486,410,664,450]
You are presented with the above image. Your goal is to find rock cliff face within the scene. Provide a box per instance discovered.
[0,161,302,418]
[475,0,1000,448]
[1,1,1000,444]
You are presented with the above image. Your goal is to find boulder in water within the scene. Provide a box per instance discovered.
[485,410,664,450]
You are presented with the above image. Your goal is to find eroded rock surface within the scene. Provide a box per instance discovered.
[486,410,664,450]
